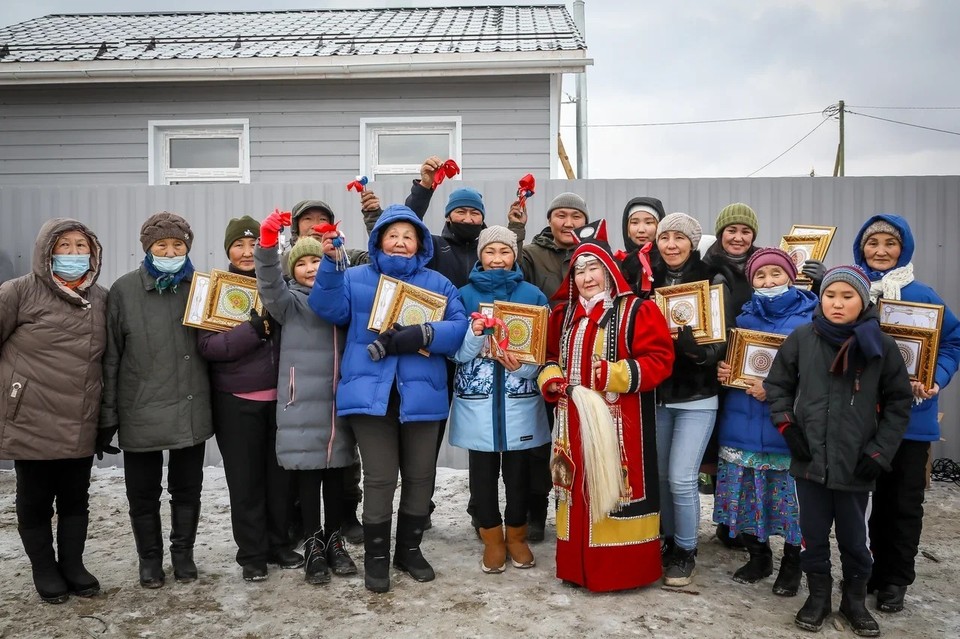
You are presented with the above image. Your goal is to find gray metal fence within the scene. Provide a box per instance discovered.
[1,175,958,469]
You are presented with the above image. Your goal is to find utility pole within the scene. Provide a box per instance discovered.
[573,0,588,179]
[833,99,845,177]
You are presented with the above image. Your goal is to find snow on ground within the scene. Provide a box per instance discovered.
[0,466,957,638]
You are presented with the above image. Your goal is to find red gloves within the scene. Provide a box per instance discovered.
[260,209,291,249]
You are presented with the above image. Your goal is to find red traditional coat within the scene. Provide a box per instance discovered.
[539,294,674,592]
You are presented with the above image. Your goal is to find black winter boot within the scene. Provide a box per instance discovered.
[169,502,200,583]
[363,520,392,593]
[732,534,773,584]
[326,529,358,576]
[393,512,435,582]
[527,494,548,543]
[304,529,331,585]
[660,536,676,568]
[130,513,165,589]
[56,514,101,597]
[840,577,881,637]
[773,543,802,597]
[795,572,832,632]
[340,501,364,545]
[876,583,907,613]
[716,523,745,549]
[19,524,69,604]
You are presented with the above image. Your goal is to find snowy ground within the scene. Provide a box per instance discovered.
[0,466,957,639]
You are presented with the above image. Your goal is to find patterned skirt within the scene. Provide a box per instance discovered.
[712,458,801,545]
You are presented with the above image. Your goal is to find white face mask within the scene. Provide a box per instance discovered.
[755,283,790,298]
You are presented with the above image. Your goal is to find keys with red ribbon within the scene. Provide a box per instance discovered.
[432,159,460,188]
[516,174,536,209]
[313,221,349,271]
[346,175,369,192]
[470,311,509,353]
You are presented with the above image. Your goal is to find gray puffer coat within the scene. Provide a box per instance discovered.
[254,245,354,470]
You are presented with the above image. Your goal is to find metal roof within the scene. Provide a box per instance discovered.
[0,6,585,63]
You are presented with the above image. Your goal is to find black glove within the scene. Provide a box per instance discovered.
[249,308,272,341]
[385,323,434,355]
[674,325,707,362]
[854,454,884,481]
[802,259,826,285]
[778,423,813,461]
[367,325,400,361]
[96,427,121,460]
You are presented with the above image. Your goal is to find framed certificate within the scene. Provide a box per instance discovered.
[701,284,727,344]
[789,224,837,255]
[382,281,449,356]
[655,280,711,341]
[182,272,213,330]
[202,269,264,331]
[492,301,549,365]
[881,324,940,389]
[723,328,786,390]
[878,299,944,331]
[368,275,401,332]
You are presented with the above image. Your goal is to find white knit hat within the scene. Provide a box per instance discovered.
[477,225,518,259]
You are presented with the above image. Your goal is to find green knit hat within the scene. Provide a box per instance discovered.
[715,203,759,236]
[287,236,324,274]
[223,215,260,254]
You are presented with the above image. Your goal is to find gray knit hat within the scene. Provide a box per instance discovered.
[477,225,518,260]
[546,192,589,220]
[657,212,702,248]
[859,220,902,250]
[291,199,335,239]
[821,265,871,309]
[140,212,193,253]
[287,236,324,274]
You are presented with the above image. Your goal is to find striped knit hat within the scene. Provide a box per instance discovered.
[715,202,759,236]
[821,265,871,308]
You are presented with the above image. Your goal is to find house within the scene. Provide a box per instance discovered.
[0,5,590,186]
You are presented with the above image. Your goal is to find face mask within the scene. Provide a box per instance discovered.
[755,283,790,298]
[51,254,90,281]
[448,221,483,242]
[152,255,187,274]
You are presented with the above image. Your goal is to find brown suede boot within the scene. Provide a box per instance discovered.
[506,525,535,569]
[478,526,506,574]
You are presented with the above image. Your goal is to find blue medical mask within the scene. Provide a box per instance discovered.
[152,255,187,274]
[51,254,90,281]
[755,283,790,298]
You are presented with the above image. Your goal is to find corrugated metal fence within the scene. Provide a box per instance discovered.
[1,176,958,469]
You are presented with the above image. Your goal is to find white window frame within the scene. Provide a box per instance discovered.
[359,116,462,181]
[148,119,251,185]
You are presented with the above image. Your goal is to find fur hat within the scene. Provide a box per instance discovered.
[476,225,518,260]
[859,220,902,250]
[445,187,485,218]
[657,212,702,248]
[547,192,589,220]
[715,202,759,236]
[223,215,260,255]
[140,212,193,253]
[821,265,871,309]
[287,236,324,274]
[746,247,798,283]
[290,200,335,239]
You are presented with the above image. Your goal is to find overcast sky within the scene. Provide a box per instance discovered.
[2,0,958,178]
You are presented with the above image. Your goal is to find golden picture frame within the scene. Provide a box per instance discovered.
[789,224,837,256]
[878,299,944,332]
[780,234,832,282]
[368,274,401,332]
[723,328,786,390]
[382,281,449,356]
[182,271,213,330]
[492,301,549,365]
[202,269,264,332]
[701,284,727,344]
[881,324,940,389]
[655,280,711,341]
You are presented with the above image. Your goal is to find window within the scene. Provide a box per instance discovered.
[360,117,461,182]
[148,119,250,185]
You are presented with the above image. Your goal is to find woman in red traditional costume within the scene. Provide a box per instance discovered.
[537,220,675,592]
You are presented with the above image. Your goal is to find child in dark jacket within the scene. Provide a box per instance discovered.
[765,266,912,636]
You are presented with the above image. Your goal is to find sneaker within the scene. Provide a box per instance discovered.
[663,548,697,587]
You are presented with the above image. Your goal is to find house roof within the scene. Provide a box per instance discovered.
[0,5,590,85]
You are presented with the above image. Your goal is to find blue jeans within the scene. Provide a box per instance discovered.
[656,406,717,550]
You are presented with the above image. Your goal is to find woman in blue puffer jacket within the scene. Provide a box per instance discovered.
[309,204,467,594]
[714,248,818,596]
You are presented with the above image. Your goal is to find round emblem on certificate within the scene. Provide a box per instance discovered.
[400,305,428,326]
[671,300,695,325]
[898,343,914,368]
[220,288,253,319]
[748,350,774,375]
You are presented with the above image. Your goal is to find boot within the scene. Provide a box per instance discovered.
[795,573,832,632]
[526,494,548,543]
[663,547,697,587]
[716,523,745,549]
[303,529,331,585]
[661,537,676,568]
[341,501,364,545]
[363,520,392,593]
[169,502,200,583]
[732,534,773,584]
[506,525,535,569]
[326,529,358,576]
[56,514,100,597]
[840,578,881,637]
[876,583,907,613]
[773,543,802,597]
[130,513,165,589]
[478,526,506,574]
[19,524,69,604]
[393,512,435,582]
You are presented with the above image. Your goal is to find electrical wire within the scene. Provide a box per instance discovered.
[931,458,960,486]
[847,105,960,110]
[746,117,832,177]
[558,110,823,128]
[845,110,960,137]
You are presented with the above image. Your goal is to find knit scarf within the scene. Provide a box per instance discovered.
[143,253,195,294]
[812,307,885,375]
[723,250,751,273]
[867,263,914,303]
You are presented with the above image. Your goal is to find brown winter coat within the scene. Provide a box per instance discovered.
[0,218,107,460]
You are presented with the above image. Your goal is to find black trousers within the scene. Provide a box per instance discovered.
[124,442,205,518]
[469,450,529,529]
[15,457,93,528]
[212,392,291,566]
[796,478,872,579]
[297,467,345,537]
[870,439,930,587]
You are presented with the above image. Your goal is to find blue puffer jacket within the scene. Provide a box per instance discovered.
[308,205,468,422]
[854,213,960,441]
[717,287,819,454]
[449,263,551,452]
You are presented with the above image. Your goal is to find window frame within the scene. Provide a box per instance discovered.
[359,116,462,182]
[148,119,251,185]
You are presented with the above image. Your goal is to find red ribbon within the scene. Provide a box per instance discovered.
[470,311,509,349]
[432,159,461,188]
[346,175,369,192]
[516,173,536,209]
[613,249,628,261]
[637,241,655,293]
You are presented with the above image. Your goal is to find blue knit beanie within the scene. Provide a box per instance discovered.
[821,265,871,309]
[445,187,485,218]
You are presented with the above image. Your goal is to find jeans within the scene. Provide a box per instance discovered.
[656,406,717,550]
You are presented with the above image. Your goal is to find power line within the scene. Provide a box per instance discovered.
[747,117,832,177]
[845,110,960,136]
[558,110,822,128]
[847,105,960,110]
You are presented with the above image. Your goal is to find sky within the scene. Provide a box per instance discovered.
[2,0,958,179]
